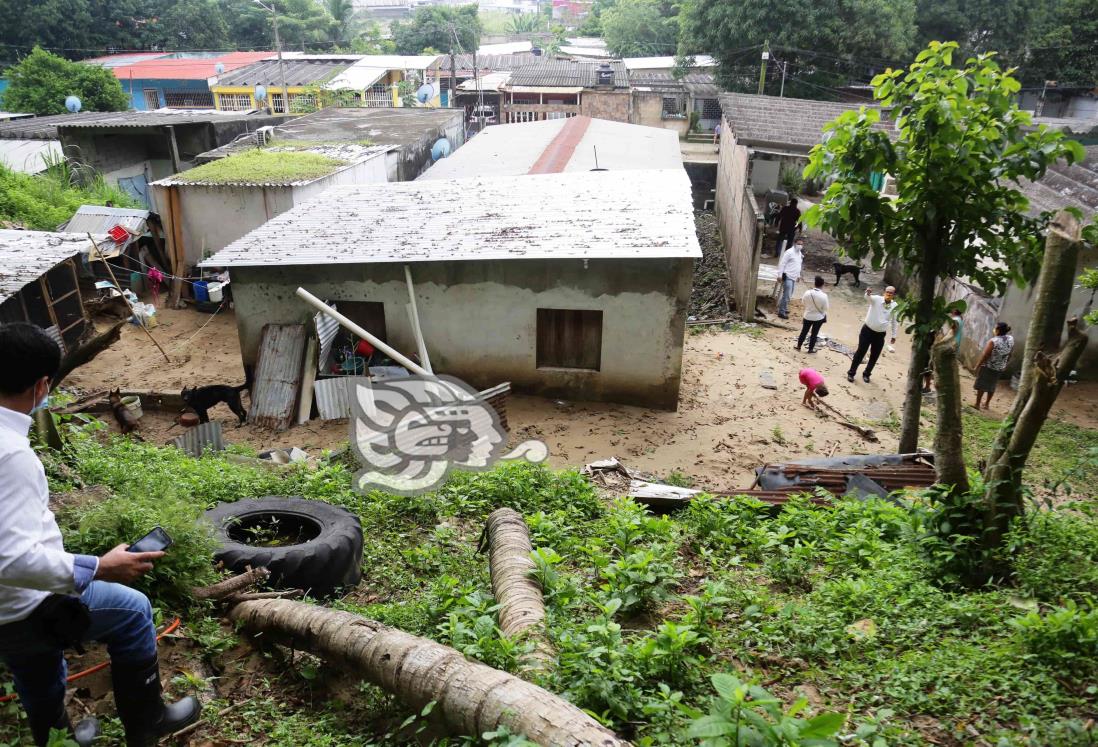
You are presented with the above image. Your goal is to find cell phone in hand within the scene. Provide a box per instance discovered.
[127,526,173,553]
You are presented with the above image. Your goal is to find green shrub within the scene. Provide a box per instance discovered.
[1011,601,1098,675]
[62,491,218,608]
[1010,508,1098,604]
[0,161,135,230]
[433,462,603,520]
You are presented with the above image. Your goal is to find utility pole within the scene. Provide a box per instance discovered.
[758,41,769,96]
[779,59,787,98]
[255,0,290,115]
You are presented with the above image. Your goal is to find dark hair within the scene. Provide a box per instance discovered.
[814,275,826,288]
[995,322,1011,335]
[816,385,829,397]
[790,198,799,208]
[0,323,61,395]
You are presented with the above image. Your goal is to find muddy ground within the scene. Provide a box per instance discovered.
[63,225,1098,491]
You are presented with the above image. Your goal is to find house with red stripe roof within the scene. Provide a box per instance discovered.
[83,51,274,111]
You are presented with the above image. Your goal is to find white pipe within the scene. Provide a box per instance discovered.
[295,287,430,377]
[404,265,433,374]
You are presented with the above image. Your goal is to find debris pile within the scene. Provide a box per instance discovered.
[689,211,731,319]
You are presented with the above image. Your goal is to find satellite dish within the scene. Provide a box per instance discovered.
[255,85,267,102]
[415,83,434,103]
[431,138,451,161]
[215,62,225,74]
[65,95,82,113]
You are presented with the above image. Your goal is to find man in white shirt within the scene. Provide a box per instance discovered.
[796,276,830,353]
[776,239,804,319]
[847,286,898,383]
[0,323,200,746]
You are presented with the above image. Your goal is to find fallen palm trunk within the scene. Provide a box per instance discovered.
[230,599,629,747]
[485,508,553,672]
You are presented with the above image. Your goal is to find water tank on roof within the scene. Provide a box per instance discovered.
[596,63,614,87]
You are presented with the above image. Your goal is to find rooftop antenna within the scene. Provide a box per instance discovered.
[590,145,607,171]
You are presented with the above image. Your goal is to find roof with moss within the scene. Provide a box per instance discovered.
[155,143,391,187]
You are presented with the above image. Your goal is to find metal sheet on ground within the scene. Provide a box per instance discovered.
[249,324,307,431]
[313,376,370,421]
[173,421,224,457]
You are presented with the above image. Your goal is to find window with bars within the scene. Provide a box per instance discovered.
[363,83,393,107]
[288,93,317,113]
[164,90,214,108]
[218,93,253,111]
[698,98,721,119]
[536,308,602,371]
[662,96,686,118]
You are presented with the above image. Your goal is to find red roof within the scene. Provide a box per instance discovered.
[105,52,275,81]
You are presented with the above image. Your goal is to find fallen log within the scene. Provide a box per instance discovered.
[51,320,126,390]
[230,599,630,747]
[484,508,553,672]
[816,401,879,443]
[193,567,270,601]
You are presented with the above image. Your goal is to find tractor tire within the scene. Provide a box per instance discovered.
[203,496,362,599]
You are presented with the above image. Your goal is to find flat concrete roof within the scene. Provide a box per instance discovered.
[418,117,682,179]
[201,168,700,267]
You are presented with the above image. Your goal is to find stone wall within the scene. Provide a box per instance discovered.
[715,124,763,316]
[631,93,689,135]
[580,90,630,123]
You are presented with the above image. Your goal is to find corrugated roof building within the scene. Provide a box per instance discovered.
[499,60,631,125]
[201,169,700,409]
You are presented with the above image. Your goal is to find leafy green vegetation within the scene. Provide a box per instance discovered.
[0,160,136,230]
[6,425,1092,746]
[2,47,129,115]
[174,149,347,185]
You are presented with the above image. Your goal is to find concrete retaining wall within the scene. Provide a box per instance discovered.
[715,126,763,316]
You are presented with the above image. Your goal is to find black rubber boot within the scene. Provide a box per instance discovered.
[111,655,201,747]
[28,704,100,747]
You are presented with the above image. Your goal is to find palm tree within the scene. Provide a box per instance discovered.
[326,0,356,42]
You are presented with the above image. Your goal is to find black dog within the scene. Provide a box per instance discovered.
[181,370,251,425]
[833,262,864,287]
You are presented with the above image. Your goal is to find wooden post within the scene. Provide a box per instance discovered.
[167,186,186,308]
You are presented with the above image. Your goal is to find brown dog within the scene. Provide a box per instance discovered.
[108,389,140,434]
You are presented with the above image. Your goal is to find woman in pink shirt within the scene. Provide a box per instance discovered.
[799,368,829,409]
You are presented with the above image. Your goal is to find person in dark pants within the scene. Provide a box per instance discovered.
[796,276,829,353]
[847,286,898,384]
[0,323,201,747]
[775,198,802,254]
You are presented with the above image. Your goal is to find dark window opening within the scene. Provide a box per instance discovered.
[536,308,602,371]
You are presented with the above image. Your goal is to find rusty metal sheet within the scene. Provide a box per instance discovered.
[172,421,224,457]
[313,376,369,421]
[249,323,306,431]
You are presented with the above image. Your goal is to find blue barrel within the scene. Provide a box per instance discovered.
[194,281,209,303]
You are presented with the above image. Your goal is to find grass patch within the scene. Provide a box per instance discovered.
[175,149,346,185]
[0,161,136,229]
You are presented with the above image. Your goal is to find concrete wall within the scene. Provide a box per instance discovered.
[580,90,630,123]
[228,256,693,409]
[715,125,763,316]
[157,156,390,266]
[941,277,1002,372]
[631,93,689,135]
[385,112,466,182]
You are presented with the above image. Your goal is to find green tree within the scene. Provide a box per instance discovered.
[915,0,1054,72]
[804,41,1085,462]
[327,0,357,43]
[680,0,918,97]
[391,5,480,95]
[1022,0,1098,87]
[3,47,129,115]
[150,0,232,49]
[601,0,678,57]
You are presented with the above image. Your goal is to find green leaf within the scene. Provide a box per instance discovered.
[687,714,736,738]
[799,712,846,739]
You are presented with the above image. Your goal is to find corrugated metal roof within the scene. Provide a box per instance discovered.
[249,323,307,431]
[457,72,511,92]
[313,376,368,420]
[201,168,700,267]
[0,230,104,303]
[214,59,354,87]
[325,65,389,90]
[477,41,534,55]
[82,52,172,68]
[0,110,269,140]
[61,205,151,237]
[102,52,274,81]
[1021,145,1098,220]
[507,60,628,89]
[418,117,681,179]
[0,139,62,174]
[629,72,719,97]
[440,54,537,73]
[560,46,612,58]
[719,92,892,151]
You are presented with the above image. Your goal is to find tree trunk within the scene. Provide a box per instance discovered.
[931,331,969,494]
[898,244,940,453]
[229,600,629,747]
[982,210,1085,558]
[987,211,1083,470]
[485,508,553,673]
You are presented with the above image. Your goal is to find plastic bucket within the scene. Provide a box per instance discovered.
[207,281,223,303]
[193,281,209,303]
[121,396,143,419]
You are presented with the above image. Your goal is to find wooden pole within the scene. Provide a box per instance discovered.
[404,264,432,373]
[87,234,171,363]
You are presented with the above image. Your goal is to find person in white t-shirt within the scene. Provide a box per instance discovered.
[795,276,829,354]
[776,239,804,319]
[847,286,898,384]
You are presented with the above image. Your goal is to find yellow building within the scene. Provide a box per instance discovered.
[209,55,443,115]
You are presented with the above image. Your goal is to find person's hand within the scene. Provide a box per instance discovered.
[94,544,165,584]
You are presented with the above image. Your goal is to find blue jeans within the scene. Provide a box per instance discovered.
[779,278,796,317]
[0,582,156,728]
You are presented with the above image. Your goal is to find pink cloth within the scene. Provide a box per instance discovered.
[799,368,825,393]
